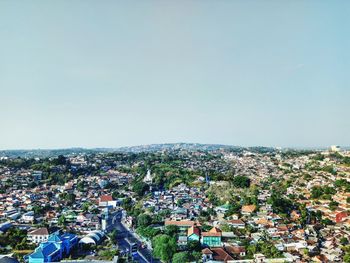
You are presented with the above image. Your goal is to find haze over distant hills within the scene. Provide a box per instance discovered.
[0,143,348,158]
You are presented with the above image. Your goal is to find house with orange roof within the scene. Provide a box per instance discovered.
[335,211,348,223]
[241,204,256,215]
[225,245,246,258]
[98,195,117,207]
[255,217,273,227]
[202,247,233,262]
[291,210,300,221]
[165,220,200,231]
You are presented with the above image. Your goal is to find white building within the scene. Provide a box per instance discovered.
[21,211,35,223]
[143,170,153,184]
[330,145,341,152]
[27,228,49,244]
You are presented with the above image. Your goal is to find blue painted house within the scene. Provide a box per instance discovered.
[27,233,78,263]
[201,227,222,247]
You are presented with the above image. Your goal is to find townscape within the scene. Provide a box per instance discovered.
[2,0,348,262]
[0,144,349,263]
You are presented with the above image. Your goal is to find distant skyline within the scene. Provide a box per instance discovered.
[1,1,349,150]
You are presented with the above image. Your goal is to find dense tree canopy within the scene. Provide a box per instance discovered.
[231,175,251,188]
[0,227,35,250]
[137,214,152,227]
[152,234,177,262]
[172,252,189,263]
[132,181,149,196]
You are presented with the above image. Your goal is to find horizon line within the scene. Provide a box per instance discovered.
[0,142,346,152]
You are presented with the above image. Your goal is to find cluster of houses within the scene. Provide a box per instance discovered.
[0,148,349,262]
[0,157,132,229]
[136,152,350,262]
[143,183,209,220]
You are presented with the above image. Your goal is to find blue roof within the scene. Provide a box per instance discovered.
[42,243,60,256]
[30,243,59,259]
[61,233,77,241]
[48,234,62,242]
[27,232,77,261]
[29,249,44,259]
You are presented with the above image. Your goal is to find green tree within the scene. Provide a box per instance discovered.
[152,234,177,262]
[232,175,251,188]
[0,227,35,249]
[122,197,133,212]
[137,226,161,239]
[98,249,119,260]
[329,200,339,211]
[246,241,281,258]
[191,251,202,262]
[345,255,350,263]
[341,237,349,245]
[268,192,293,215]
[172,252,189,263]
[225,202,241,217]
[52,155,67,165]
[187,240,201,252]
[164,225,178,236]
[108,229,118,245]
[137,214,152,227]
[58,215,66,226]
[347,197,350,204]
[158,209,171,219]
[311,186,323,199]
[82,202,90,212]
[132,181,149,196]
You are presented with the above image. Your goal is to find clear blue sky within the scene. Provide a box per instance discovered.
[0,1,349,149]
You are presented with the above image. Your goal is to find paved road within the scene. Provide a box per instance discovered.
[108,211,158,263]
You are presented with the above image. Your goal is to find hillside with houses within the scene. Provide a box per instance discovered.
[0,146,349,262]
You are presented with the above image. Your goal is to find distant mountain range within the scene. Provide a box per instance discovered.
[115,143,276,154]
[0,143,348,158]
[0,143,275,158]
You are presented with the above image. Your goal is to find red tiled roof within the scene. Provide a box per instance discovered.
[225,245,246,254]
[100,195,113,202]
[211,248,233,262]
[336,211,348,223]
[227,219,245,225]
[202,248,213,254]
[241,205,256,213]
